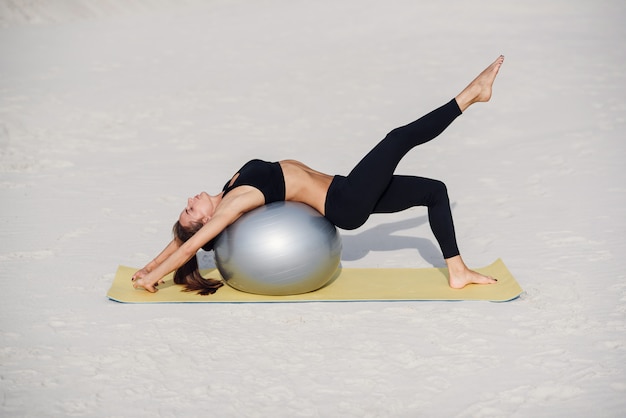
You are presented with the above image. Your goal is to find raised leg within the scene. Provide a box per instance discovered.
[327,99,462,230]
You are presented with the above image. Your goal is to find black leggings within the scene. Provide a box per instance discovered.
[324,99,462,259]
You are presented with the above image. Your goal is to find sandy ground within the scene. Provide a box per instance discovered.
[1,0,625,416]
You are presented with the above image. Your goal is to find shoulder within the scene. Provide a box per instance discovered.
[186,190,265,252]
[216,187,265,220]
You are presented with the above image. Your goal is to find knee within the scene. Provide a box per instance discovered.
[386,126,402,138]
[430,180,450,204]
[385,126,408,142]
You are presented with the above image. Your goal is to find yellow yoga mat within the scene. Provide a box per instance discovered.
[107,259,522,303]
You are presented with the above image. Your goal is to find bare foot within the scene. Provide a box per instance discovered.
[455,55,504,112]
[445,255,497,289]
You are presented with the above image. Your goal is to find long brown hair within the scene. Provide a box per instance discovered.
[172,221,223,295]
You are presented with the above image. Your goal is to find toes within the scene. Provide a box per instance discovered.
[473,273,497,285]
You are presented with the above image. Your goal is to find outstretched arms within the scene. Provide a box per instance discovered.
[131,213,232,292]
[131,188,265,292]
[131,238,180,283]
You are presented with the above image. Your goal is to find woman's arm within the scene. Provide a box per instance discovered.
[131,239,180,281]
[132,214,230,292]
[132,190,264,292]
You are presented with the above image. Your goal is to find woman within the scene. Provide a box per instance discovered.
[132,56,504,295]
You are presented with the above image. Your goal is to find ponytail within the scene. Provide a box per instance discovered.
[172,221,224,296]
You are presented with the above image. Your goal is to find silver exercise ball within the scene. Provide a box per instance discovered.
[214,202,342,296]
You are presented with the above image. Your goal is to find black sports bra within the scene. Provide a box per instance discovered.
[222,159,286,203]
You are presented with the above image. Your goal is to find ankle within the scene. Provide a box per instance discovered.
[454,93,472,113]
[445,255,468,273]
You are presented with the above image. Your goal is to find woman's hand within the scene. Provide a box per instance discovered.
[131,269,164,293]
[131,267,150,281]
[131,276,163,293]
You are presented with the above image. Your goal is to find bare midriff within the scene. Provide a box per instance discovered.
[279,160,333,215]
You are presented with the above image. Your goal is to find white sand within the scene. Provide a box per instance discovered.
[1,0,625,416]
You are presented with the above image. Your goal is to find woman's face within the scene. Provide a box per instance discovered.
[179,192,214,228]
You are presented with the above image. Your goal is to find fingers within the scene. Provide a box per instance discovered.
[130,271,163,292]
[131,268,149,281]
[132,281,158,293]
